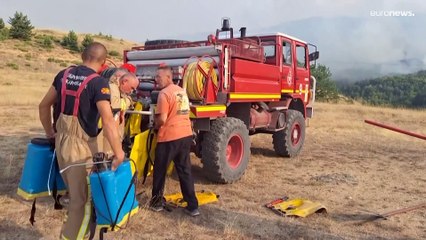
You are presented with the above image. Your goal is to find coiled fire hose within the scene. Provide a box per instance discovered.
[182,59,218,101]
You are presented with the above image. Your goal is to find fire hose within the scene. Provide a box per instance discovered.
[182,59,218,101]
[365,119,426,141]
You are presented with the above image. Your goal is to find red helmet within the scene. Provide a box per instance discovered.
[98,63,109,74]
[120,63,136,73]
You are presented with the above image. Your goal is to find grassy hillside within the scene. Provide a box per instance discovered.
[0,29,139,106]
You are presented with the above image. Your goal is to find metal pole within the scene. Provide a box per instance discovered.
[364,119,426,141]
[59,161,112,174]
[126,110,152,115]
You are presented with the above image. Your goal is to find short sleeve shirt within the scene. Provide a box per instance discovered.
[156,84,192,142]
[52,65,110,137]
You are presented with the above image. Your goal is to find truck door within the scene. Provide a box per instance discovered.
[294,43,310,103]
[281,40,293,94]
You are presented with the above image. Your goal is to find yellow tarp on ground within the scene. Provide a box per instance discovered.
[164,190,219,208]
[266,198,326,217]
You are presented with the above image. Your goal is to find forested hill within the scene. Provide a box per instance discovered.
[339,70,426,108]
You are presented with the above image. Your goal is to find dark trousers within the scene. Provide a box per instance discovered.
[151,136,198,210]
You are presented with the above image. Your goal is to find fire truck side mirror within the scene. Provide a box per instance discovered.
[309,51,320,61]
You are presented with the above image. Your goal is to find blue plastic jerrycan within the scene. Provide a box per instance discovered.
[17,138,67,200]
[90,160,139,230]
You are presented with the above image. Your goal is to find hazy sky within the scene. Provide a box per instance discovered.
[1,0,424,41]
[1,0,425,80]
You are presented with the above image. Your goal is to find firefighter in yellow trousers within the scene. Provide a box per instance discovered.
[39,42,124,239]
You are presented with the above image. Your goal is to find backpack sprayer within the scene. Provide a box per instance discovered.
[17,138,67,225]
[59,152,139,240]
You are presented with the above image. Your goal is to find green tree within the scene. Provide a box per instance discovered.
[412,93,426,108]
[61,30,79,51]
[310,64,339,102]
[8,12,34,40]
[339,70,426,108]
[0,18,5,29]
[81,34,94,50]
[0,18,8,41]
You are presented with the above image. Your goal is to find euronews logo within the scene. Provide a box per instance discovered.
[370,10,415,17]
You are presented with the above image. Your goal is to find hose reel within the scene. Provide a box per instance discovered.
[182,57,218,101]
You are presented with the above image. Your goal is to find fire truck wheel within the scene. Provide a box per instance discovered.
[272,109,305,157]
[201,117,250,183]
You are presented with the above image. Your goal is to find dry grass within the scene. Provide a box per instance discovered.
[1,101,425,240]
[0,31,425,239]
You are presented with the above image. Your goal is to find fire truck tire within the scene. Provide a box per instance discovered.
[201,117,250,183]
[272,109,305,157]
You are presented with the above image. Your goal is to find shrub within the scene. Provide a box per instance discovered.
[0,28,9,41]
[40,35,54,49]
[81,34,94,51]
[61,30,79,52]
[0,18,5,29]
[35,34,55,48]
[17,47,29,52]
[6,63,19,70]
[109,50,120,57]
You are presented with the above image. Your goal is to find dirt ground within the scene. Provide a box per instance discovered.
[0,102,425,240]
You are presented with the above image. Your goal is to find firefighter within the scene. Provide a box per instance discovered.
[39,42,125,239]
[98,68,139,155]
[109,70,139,124]
[149,65,199,217]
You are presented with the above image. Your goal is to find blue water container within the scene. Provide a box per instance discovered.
[90,160,139,230]
[17,138,67,200]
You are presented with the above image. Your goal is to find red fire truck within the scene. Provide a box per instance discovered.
[124,19,319,183]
